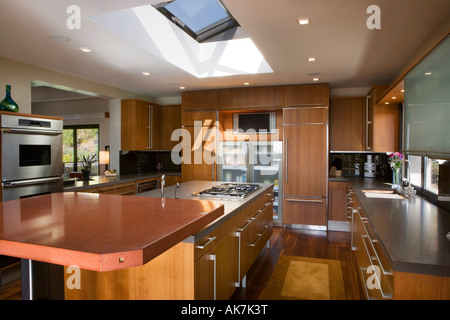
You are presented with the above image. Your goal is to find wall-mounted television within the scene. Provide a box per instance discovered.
[232,112,276,134]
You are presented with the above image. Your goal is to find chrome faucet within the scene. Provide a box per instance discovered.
[161,174,165,198]
[174,182,180,199]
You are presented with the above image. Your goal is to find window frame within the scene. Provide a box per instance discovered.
[153,0,238,42]
[63,124,100,175]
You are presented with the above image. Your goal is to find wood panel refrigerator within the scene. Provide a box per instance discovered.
[282,106,328,229]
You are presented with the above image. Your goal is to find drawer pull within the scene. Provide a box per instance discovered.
[249,226,268,247]
[286,198,323,203]
[237,220,252,232]
[195,236,216,250]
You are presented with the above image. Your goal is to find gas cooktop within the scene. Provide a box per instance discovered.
[192,183,260,199]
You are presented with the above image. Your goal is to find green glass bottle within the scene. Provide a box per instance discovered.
[0,85,19,112]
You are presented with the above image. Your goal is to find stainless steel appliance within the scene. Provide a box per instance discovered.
[217,141,283,224]
[192,183,260,199]
[1,114,64,201]
[0,113,64,300]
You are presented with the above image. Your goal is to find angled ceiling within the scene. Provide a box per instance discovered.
[0,0,449,99]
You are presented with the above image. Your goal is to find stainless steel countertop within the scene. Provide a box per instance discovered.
[138,180,273,242]
[340,176,450,277]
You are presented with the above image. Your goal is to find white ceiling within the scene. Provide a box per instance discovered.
[1,0,449,100]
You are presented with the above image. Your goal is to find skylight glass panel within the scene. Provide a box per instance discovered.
[165,0,228,33]
[154,0,237,42]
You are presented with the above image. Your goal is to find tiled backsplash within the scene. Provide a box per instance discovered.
[120,151,181,174]
[329,153,391,177]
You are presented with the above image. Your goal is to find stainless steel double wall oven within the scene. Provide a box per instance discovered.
[1,114,64,201]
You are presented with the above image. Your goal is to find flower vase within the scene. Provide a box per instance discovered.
[391,167,401,189]
[0,85,19,112]
[81,169,91,181]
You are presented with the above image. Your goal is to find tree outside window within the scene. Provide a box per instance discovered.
[63,125,99,176]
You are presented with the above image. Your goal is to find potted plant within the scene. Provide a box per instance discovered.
[80,154,97,181]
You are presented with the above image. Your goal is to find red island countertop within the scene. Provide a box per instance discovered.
[0,192,224,272]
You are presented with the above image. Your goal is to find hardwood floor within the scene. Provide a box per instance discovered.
[230,226,365,300]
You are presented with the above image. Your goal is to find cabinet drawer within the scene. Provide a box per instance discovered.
[356,211,393,300]
[283,197,326,226]
[97,182,136,195]
[194,233,216,261]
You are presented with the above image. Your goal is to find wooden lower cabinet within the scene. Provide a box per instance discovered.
[64,188,273,300]
[328,181,348,221]
[283,196,326,227]
[352,201,450,300]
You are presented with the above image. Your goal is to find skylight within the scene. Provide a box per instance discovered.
[89,4,273,78]
[153,0,238,42]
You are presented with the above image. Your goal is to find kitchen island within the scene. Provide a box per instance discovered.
[0,181,273,300]
[0,191,223,299]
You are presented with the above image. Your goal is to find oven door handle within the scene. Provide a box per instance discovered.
[2,177,62,187]
[1,128,62,135]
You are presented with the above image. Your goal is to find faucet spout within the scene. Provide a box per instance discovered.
[174,182,180,199]
[161,175,165,198]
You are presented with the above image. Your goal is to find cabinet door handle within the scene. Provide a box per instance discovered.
[286,198,323,203]
[285,139,288,183]
[148,105,153,150]
[237,220,252,232]
[210,254,217,300]
[249,226,268,247]
[195,236,216,250]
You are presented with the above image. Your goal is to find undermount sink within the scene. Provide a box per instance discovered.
[363,190,406,199]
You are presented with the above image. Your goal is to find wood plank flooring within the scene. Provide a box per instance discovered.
[230,226,365,300]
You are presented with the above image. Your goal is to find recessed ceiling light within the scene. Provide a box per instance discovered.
[49,35,71,42]
[179,86,186,90]
[142,72,151,76]
[298,18,310,25]
[401,89,405,92]
[424,72,432,76]
[80,47,92,53]
[307,57,316,62]
[243,82,250,86]
[392,97,397,99]
[312,78,319,82]
[385,102,390,104]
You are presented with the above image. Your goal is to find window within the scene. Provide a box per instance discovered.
[153,0,238,42]
[63,125,100,176]
[408,155,450,200]
[408,155,422,187]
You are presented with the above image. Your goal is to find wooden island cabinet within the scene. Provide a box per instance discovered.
[63,182,273,300]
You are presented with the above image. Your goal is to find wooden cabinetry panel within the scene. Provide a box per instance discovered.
[121,100,161,151]
[328,182,348,221]
[373,103,400,152]
[161,105,181,150]
[181,90,219,111]
[218,86,283,110]
[283,197,326,226]
[329,97,365,151]
[182,110,218,127]
[283,123,328,197]
[283,106,328,124]
[283,83,329,106]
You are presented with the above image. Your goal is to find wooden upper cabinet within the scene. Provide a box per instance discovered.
[181,90,219,111]
[121,100,161,151]
[218,86,283,110]
[160,104,181,151]
[329,97,366,151]
[283,83,329,107]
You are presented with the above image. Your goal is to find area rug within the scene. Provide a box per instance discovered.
[260,255,346,300]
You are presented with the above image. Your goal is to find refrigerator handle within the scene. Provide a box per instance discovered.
[285,139,288,183]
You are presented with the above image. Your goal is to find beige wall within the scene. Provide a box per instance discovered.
[0,56,156,114]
